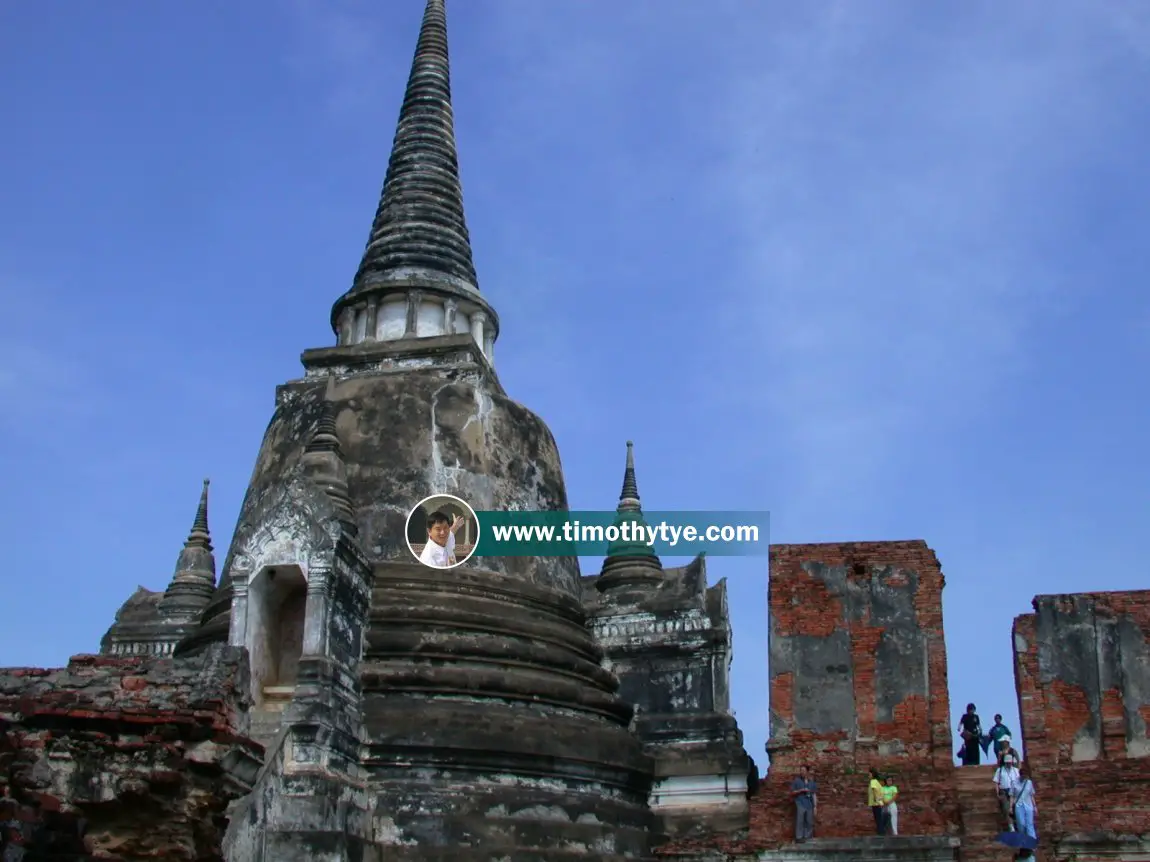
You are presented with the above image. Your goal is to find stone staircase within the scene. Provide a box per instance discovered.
[955,765,1008,861]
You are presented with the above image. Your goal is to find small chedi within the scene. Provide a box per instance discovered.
[1,2,1147,860]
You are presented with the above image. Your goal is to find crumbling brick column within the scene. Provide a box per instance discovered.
[758,541,960,846]
[0,647,261,861]
[1012,591,1150,857]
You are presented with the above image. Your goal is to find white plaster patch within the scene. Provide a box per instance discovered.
[589,610,710,644]
[428,381,462,491]
[1071,734,1101,762]
[454,310,471,335]
[371,816,418,846]
[415,299,446,337]
[649,772,748,809]
[512,805,573,822]
[376,299,407,340]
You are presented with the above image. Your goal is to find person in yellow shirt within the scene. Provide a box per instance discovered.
[882,776,899,836]
[867,768,889,835]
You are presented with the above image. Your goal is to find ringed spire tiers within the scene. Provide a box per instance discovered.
[329,0,499,360]
[157,479,217,619]
[598,440,664,590]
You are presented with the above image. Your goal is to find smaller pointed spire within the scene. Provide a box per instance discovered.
[598,440,663,591]
[618,440,640,508]
[301,392,358,535]
[305,398,343,457]
[187,478,212,549]
[158,479,218,619]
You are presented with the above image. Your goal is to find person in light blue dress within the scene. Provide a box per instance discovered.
[1012,763,1038,840]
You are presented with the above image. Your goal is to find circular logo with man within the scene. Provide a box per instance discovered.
[405,494,480,569]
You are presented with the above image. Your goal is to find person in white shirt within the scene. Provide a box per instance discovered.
[418,510,465,568]
[993,759,1022,831]
[1012,763,1038,840]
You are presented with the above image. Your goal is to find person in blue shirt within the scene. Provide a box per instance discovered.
[989,714,1013,763]
[789,765,817,841]
[1012,763,1038,840]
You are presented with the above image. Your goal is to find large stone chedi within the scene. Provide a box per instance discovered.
[105,0,703,858]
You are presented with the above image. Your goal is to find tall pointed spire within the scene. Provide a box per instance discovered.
[598,440,664,591]
[158,480,217,619]
[331,0,498,347]
[618,440,641,509]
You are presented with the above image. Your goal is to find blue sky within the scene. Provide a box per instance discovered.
[1,0,1148,766]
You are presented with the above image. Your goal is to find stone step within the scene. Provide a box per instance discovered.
[955,779,998,792]
[960,813,1002,825]
[961,819,1006,834]
[961,816,1007,830]
[954,766,997,782]
[381,815,651,857]
[960,852,1010,862]
[959,801,1003,816]
[956,795,1002,809]
[376,850,646,862]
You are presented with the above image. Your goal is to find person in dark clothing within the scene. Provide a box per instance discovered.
[790,764,817,841]
[746,760,761,799]
[958,703,983,765]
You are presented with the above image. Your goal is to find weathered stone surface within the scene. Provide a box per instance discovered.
[151,4,659,834]
[1013,591,1150,859]
[585,554,751,845]
[0,647,260,861]
[184,343,579,654]
[359,561,654,857]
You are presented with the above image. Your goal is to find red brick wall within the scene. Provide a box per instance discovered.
[659,541,960,856]
[1013,591,1150,845]
[0,647,260,860]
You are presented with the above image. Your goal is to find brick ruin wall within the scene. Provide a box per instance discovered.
[1013,590,1150,850]
[658,541,960,857]
[760,542,960,844]
[0,645,261,861]
[2,562,1147,862]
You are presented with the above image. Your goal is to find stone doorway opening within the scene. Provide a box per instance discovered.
[250,564,307,710]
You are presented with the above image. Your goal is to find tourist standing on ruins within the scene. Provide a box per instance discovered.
[989,714,1013,762]
[994,753,1022,831]
[790,765,817,841]
[1012,764,1038,840]
[957,703,983,765]
[882,775,899,836]
[867,769,889,835]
